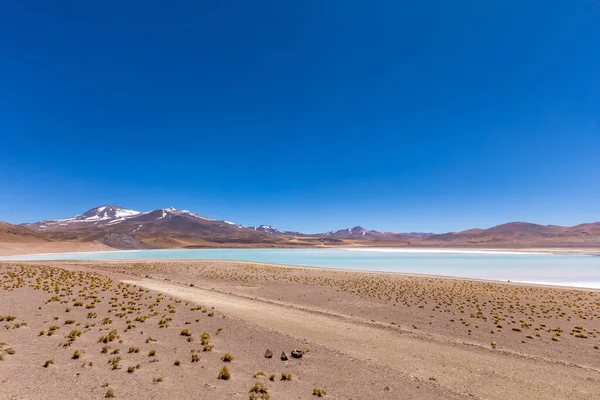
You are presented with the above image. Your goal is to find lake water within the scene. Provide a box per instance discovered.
[2,248,599,288]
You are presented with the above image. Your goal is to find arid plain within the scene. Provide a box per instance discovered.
[2,259,600,399]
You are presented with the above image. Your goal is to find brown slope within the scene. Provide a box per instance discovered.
[416,221,600,246]
[0,221,117,256]
[0,222,49,243]
[566,222,600,235]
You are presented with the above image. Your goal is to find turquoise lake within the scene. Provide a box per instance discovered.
[2,248,600,288]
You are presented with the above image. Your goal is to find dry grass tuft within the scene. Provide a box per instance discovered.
[218,365,231,380]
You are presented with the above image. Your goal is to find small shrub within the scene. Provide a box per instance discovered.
[218,365,231,380]
[312,387,327,397]
[180,329,191,336]
[72,350,84,359]
[105,389,116,398]
[221,353,234,362]
[68,330,83,339]
[249,381,269,399]
[281,372,292,381]
[148,349,156,356]
[109,356,122,370]
[43,359,54,368]
[174,359,182,366]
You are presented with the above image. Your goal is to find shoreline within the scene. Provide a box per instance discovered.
[8,256,600,292]
[2,245,599,260]
[2,248,600,290]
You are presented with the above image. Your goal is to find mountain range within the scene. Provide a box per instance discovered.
[1,205,598,251]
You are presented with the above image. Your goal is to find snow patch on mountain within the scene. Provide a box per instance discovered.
[222,220,245,228]
[250,225,284,235]
[30,206,142,229]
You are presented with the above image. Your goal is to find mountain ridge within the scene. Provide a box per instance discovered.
[15,205,600,249]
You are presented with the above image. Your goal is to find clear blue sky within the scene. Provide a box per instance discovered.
[1,0,599,233]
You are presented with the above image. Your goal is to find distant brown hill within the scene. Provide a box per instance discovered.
[416,222,600,246]
[0,222,48,243]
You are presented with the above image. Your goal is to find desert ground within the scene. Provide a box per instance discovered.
[0,240,114,257]
[1,259,600,400]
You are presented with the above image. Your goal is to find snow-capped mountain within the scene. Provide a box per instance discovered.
[129,208,213,223]
[32,206,141,231]
[322,226,433,240]
[22,205,287,249]
[250,225,284,235]
[21,205,435,249]
[80,206,140,220]
[28,206,224,231]
[324,226,384,238]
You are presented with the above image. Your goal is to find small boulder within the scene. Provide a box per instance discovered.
[291,349,303,359]
[281,351,288,361]
[264,349,273,359]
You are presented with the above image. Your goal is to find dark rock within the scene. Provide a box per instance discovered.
[291,349,303,359]
[264,349,273,358]
[99,233,146,250]
[281,351,288,361]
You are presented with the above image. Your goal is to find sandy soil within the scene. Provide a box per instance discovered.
[0,240,113,257]
[2,260,600,399]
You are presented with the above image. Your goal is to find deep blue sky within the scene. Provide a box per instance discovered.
[1,0,599,233]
